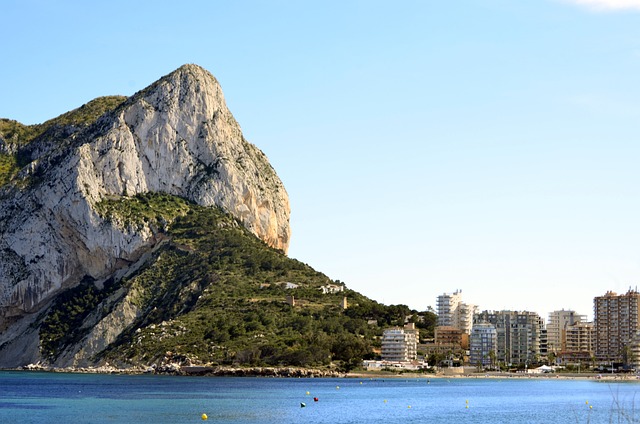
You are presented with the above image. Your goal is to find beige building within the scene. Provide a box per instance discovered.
[381,323,418,362]
[594,289,640,363]
[564,321,594,355]
[627,332,640,369]
[557,321,595,365]
[547,310,587,353]
[434,326,469,350]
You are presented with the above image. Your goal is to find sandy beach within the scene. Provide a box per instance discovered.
[346,369,640,381]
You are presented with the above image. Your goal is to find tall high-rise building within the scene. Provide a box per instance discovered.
[547,310,587,353]
[437,290,461,327]
[473,310,545,365]
[469,323,497,368]
[594,289,640,363]
[436,290,477,334]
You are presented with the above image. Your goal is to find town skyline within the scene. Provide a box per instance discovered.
[426,288,640,370]
[430,286,640,323]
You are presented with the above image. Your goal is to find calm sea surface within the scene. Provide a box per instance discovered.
[2,371,640,423]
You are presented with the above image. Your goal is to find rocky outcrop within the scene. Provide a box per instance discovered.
[78,64,290,251]
[177,366,344,378]
[17,364,344,378]
[0,64,290,365]
[54,290,141,368]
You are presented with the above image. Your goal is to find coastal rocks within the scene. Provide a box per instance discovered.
[0,64,290,367]
[19,363,343,378]
[161,366,343,378]
[21,363,150,374]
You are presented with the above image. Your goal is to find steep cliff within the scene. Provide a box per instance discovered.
[0,65,290,365]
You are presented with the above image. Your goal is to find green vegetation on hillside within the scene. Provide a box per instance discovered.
[0,153,19,187]
[0,119,42,147]
[44,96,127,129]
[0,96,127,188]
[94,192,192,230]
[0,96,126,148]
[39,276,121,360]
[40,193,436,370]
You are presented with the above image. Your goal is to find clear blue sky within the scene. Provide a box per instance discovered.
[2,0,639,321]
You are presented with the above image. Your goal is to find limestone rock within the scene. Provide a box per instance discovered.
[0,65,290,363]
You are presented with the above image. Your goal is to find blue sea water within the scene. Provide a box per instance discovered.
[1,372,640,423]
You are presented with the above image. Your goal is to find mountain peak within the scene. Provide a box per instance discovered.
[174,63,214,76]
[157,64,220,90]
[0,65,290,358]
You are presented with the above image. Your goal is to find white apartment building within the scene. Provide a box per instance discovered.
[436,290,477,334]
[381,323,418,362]
[547,310,587,353]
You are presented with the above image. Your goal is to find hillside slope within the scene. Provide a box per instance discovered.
[1,193,430,369]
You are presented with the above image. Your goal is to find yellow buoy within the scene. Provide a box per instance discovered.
[384,400,388,403]
[306,391,310,395]
[586,400,589,404]
[408,405,411,409]
[201,413,208,420]
[336,386,340,389]
[590,405,593,409]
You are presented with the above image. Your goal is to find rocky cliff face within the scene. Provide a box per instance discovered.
[0,65,290,365]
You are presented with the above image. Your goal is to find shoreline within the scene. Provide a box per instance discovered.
[9,364,346,378]
[349,370,640,381]
[5,364,639,381]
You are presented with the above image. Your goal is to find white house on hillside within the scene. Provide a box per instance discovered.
[320,284,344,294]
